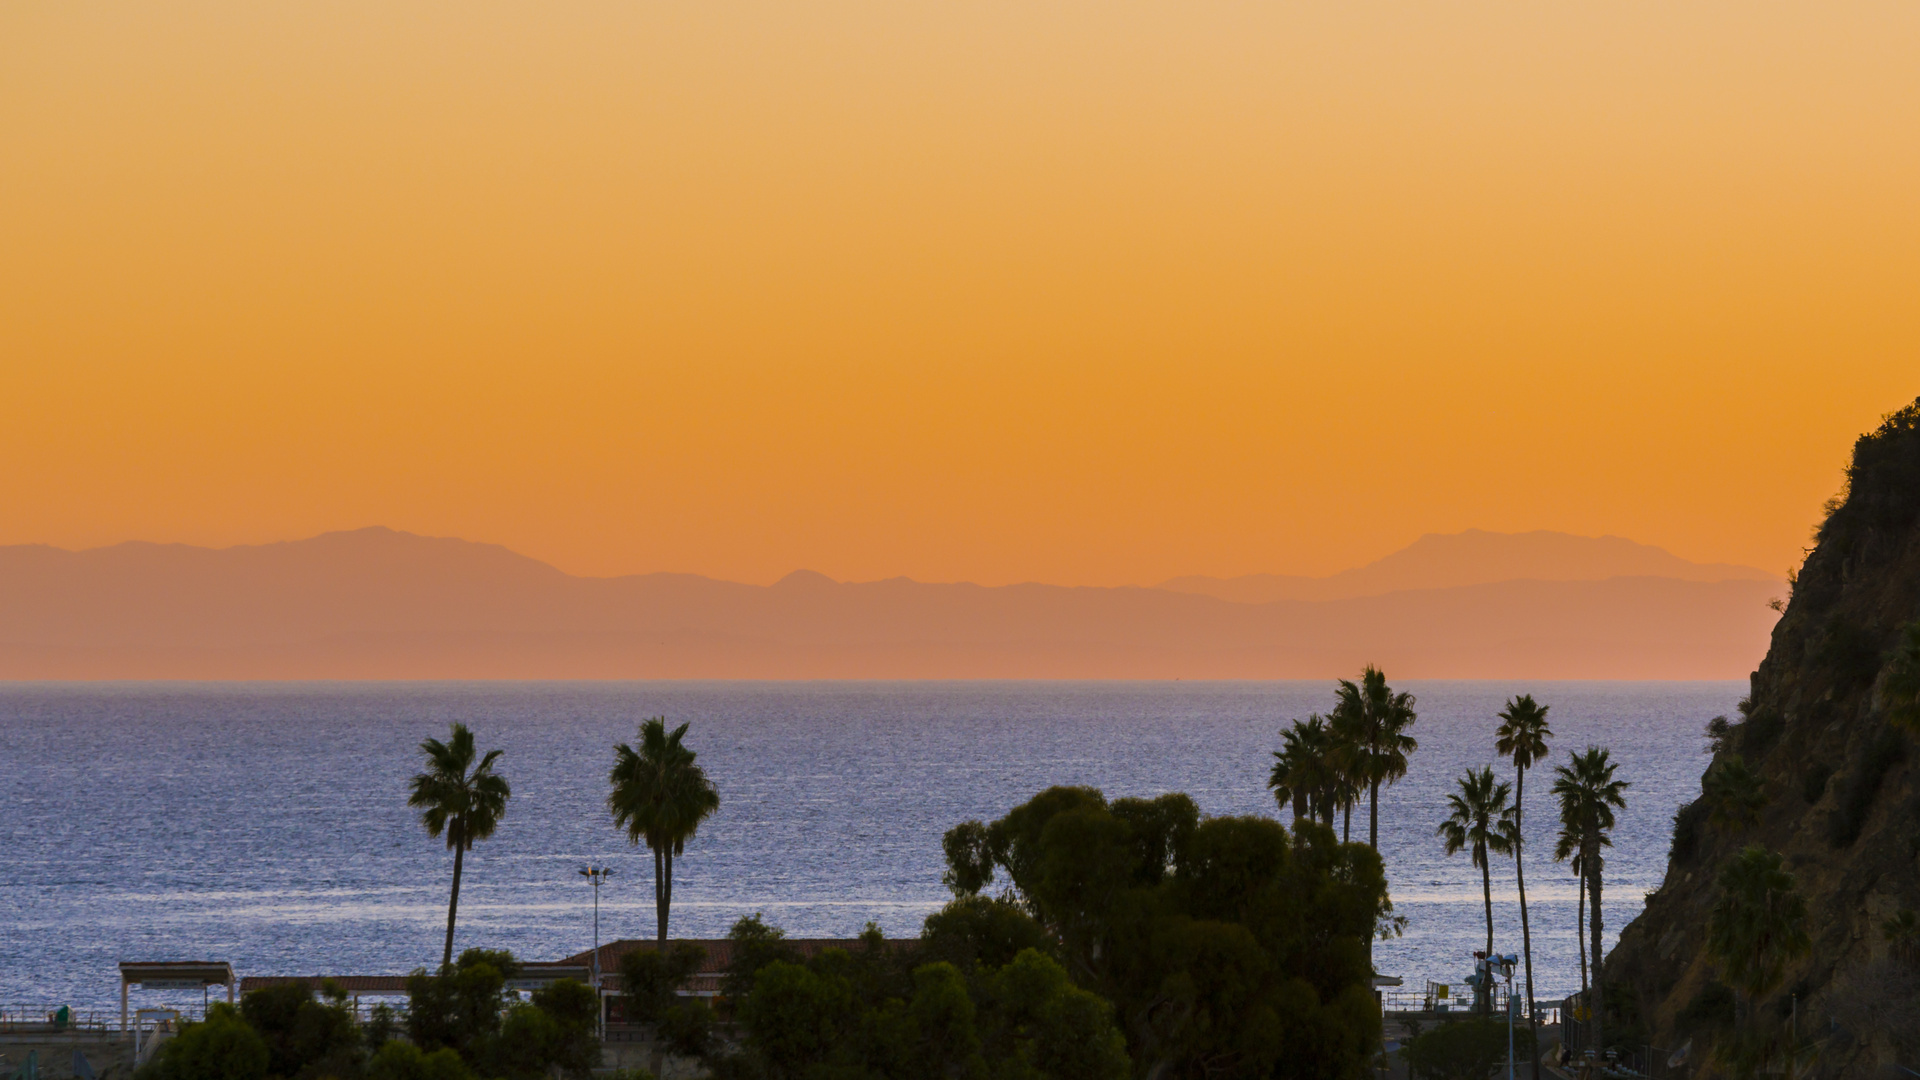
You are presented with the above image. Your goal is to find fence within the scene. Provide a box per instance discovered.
[1559,995,1685,1079]
[0,1006,126,1035]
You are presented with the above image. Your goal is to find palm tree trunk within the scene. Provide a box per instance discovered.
[662,849,675,944]
[1342,799,1352,844]
[1293,791,1307,825]
[442,839,465,969]
[1588,848,1605,1053]
[653,846,667,944]
[1479,849,1496,1016]
[1369,779,1380,850]
[1575,870,1588,999]
[1514,770,1538,1080]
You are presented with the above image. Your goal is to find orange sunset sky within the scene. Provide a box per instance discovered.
[3,1,1917,587]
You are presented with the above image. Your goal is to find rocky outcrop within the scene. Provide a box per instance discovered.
[1607,398,1920,1076]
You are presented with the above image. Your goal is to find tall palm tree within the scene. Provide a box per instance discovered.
[1270,715,1339,827]
[1495,693,1552,1074]
[1552,747,1629,1052]
[1553,832,1591,1010]
[1707,846,1810,1026]
[608,718,722,944]
[1437,766,1515,972]
[407,723,512,968]
[1330,665,1419,851]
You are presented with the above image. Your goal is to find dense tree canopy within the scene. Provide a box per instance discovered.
[703,914,1128,1080]
[941,787,1389,1080]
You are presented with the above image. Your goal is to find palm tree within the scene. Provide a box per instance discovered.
[407,723,512,968]
[1703,755,1768,833]
[1553,831,1591,1010]
[609,718,722,944]
[1706,846,1810,1026]
[1270,715,1339,827]
[1330,665,1420,851]
[1552,747,1629,1052]
[1495,693,1552,1072]
[1437,766,1515,976]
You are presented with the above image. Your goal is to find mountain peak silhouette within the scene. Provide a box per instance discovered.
[0,527,1778,678]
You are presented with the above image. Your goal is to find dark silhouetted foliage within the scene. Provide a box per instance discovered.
[1675,981,1735,1035]
[1828,727,1908,847]
[138,1004,271,1080]
[1800,762,1833,804]
[1401,1019,1534,1080]
[942,786,1388,1079]
[238,981,362,1079]
[1669,798,1709,863]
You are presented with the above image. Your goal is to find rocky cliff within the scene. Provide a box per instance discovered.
[1608,399,1920,1076]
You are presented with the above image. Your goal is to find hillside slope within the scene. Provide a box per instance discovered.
[1607,399,1920,1076]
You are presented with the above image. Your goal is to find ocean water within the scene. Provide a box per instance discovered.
[0,681,1739,1013]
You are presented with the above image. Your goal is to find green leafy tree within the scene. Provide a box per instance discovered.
[1707,846,1811,1020]
[237,981,362,1079]
[1551,747,1629,1052]
[1330,666,1419,851]
[942,787,1386,1079]
[368,1042,473,1080]
[1494,693,1552,1065]
[1703,755,1768,833]
[1270,714,1342,828]
[1436,767,1515,971]
[727,932,1125,1080]
[608,718,722,943]
[138,1003,269,1080]
[620,942,709,1022]
[407,723,512,968]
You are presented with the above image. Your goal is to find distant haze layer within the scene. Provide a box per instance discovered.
[0,528,1778,679]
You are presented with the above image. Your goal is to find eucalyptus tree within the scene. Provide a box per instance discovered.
[1552,747,1629,1051]
[1494,693,1552,1067]
[1707,846,1810,1028]
[608,717,722,943]
[1330,665,1419,851]
[407,723,513,968]
[1269,715,1340,828]
[1438,766,1515,968]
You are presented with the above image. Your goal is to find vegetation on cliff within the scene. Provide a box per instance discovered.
[1609,397,1920,1077]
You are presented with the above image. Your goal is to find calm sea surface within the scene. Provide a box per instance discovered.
[0,681,1739,1012]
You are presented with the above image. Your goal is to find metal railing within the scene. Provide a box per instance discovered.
[0,1006,124,1036]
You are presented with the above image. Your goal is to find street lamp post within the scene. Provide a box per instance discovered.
[580,865,615,1039]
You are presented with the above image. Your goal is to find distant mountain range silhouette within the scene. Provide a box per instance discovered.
[1159,528,1775,603]
[0,527,1780,679]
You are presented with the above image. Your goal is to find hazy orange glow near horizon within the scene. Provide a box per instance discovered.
[3,2,1917,587]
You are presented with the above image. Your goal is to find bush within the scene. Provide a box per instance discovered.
[1739,707,1784,756]
[138,1004,270,1080]
[238,981,361,1079]
[1401,1018,1533,1080]
[368,1041,474,1080]
[1801,762,1833,803]
[1828,727,1908,847]
[1675,981,1735,1035]
[619,943,707,1023]
[1669,799,1709,863]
